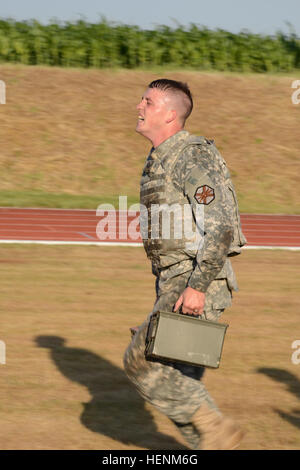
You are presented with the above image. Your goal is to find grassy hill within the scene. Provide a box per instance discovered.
[0,64,299,213]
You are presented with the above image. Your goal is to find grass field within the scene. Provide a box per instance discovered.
[0,65,300,213]
[0,244,299,450]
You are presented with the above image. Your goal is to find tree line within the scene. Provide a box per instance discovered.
[0,18,299,72]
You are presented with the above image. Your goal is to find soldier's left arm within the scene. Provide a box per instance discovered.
[183,154,234,294]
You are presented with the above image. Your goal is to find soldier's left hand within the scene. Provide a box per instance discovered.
[174,287,205,316]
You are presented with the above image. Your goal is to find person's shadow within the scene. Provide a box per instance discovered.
[35,335,186,450]
[257,367,300,430]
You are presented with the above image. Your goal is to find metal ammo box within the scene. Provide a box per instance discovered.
[145,311,228,368]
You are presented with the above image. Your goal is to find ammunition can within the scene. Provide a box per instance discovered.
[145,311,228,368]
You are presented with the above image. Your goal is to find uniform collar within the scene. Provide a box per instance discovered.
[151,130,190,162]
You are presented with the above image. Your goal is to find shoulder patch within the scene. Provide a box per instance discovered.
[194,185,215,205]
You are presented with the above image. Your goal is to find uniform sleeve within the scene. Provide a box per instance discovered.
[183,157,234,293]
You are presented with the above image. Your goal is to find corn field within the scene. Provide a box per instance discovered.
[0,18,299,72]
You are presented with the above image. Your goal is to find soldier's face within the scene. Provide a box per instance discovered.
[136,87,172,141]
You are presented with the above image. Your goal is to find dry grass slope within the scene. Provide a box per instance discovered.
[0,65,299,212]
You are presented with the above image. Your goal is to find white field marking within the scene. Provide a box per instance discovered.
[0,239,299,250]
[0,239,143,247]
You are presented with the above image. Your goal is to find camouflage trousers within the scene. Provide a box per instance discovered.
[123,264,232,449]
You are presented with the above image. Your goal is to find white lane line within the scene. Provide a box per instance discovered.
[0,239,299,250]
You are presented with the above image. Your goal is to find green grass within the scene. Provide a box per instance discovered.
[0,190,139,209]
[0,188,297,214]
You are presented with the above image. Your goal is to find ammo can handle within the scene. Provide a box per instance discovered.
[178,306,207,320]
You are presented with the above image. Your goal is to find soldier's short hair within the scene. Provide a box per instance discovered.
[148,78,193,123]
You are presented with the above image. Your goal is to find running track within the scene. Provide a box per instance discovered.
[0,207,299,249]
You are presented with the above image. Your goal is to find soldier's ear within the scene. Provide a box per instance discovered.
[165,109,177,124]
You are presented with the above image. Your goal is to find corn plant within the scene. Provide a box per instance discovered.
[0,18,299,72]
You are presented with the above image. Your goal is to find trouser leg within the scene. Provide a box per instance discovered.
[124,317,209,449]
[123,271,225,438]
[171,422,200,450]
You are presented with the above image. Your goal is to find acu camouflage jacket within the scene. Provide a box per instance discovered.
[140,130,247,293]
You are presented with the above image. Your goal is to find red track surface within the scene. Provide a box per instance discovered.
[0,207,299,248]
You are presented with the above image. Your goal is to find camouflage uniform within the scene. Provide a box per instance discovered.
[123,130,246,449]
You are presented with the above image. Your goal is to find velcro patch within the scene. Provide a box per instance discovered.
[194,185,215,205]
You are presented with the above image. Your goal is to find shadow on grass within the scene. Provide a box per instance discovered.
[257,367,300,430]
[35,335,185,450]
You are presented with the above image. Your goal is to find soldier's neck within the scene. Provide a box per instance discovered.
[151,125,184,149]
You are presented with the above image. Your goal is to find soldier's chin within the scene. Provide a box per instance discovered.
[136,121,146,135]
